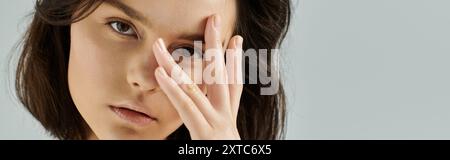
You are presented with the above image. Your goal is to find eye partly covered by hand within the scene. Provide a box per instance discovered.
[152,14,244,140]
[169,45,204,64]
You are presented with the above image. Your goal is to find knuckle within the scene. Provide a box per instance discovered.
[185,84,199,94]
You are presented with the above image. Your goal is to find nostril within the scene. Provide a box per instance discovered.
[132,82,139,87]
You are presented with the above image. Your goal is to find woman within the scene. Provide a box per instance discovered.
[15,0,291,140]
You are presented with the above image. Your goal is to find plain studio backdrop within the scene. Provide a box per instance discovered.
[1,0,450,140]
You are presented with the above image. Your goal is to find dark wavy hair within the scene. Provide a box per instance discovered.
[15,0,291,140]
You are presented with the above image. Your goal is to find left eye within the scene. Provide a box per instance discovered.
[109,21,137,37]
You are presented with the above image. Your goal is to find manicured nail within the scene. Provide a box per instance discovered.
[213,14,221,29]
[235,36,243,49]
[156,38,166,53]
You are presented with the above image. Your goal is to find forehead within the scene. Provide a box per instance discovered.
[111,0,237,37]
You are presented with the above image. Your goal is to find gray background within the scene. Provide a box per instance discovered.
[1,0,450,140]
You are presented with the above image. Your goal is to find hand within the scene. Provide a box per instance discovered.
[152,14,244,140]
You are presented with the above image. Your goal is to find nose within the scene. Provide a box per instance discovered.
[126,50,159,93]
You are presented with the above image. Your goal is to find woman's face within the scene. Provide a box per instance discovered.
[68,0,236,139]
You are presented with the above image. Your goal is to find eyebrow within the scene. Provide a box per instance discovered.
[103,1,212,43]
[104,0,151,27]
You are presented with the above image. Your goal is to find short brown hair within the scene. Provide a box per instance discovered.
[15,0,291,140]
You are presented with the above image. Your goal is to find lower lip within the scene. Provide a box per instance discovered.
[110,106,155,126]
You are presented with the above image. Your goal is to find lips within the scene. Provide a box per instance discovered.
[110,104,156,126]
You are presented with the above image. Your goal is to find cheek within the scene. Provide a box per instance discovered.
[68,22,128,109]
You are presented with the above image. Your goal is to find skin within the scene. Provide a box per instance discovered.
[68,0,243,139]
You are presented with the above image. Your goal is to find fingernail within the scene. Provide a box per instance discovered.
[156,38,166,53]
[213,14,221,29]
[235,36,243,49]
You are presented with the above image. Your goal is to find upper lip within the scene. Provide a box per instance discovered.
[110,102,157,120]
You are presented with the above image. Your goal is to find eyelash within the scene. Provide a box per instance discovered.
[106,18,139,39]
